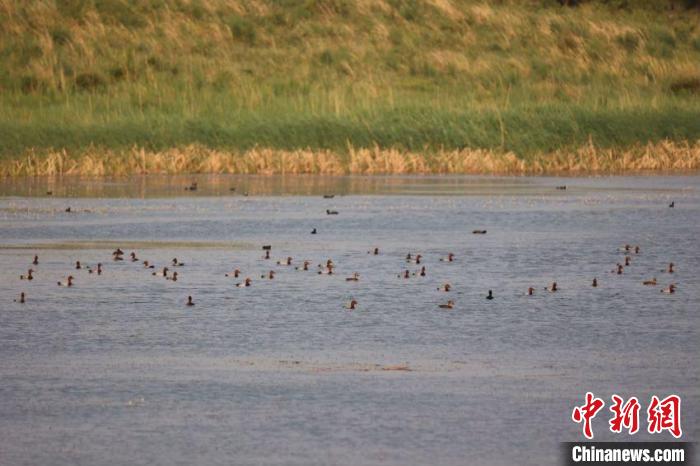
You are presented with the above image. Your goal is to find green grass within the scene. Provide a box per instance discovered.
[1,0,699,163]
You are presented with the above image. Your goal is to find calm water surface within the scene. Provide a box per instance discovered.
[1,175,698,466]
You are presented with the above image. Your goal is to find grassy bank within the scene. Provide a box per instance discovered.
[1,0,699,174]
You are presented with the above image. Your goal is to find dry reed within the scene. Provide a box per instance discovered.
[2,140,699,177]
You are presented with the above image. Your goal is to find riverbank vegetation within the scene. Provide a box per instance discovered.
[1,0,699,174]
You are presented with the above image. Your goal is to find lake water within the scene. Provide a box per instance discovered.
[1,175,698,465]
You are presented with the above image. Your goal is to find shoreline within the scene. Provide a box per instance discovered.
[2,140,699,178]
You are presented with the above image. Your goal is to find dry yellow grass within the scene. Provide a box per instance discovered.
[2,140,699,177]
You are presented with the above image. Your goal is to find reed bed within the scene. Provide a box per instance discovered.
[3,140,698,177]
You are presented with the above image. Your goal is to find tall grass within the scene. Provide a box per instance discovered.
[1,0,699,172]
[3,140,699,177]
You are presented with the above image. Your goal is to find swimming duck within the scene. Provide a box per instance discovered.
[143,261,155,269]
[58,276,74,287]
[277,257,293,266]
[440,253,455,262]
[406,253,412,261]
[661,284,676,294]
[264,250,271,260]
[612,264,623,275]
[261,270,275,279]
[112,248,124,261]
[311,228,317,235]
[225,269,241,278]
[399,270,410,279]
[168,272,178,282]
[472,230,487,234]
[556,185,567,190]
[438,283,451,292]
[527,287,535,295]
[407,254,422,264]
[152,267,168,277]
[418,266,426,277]
[75,261,82,270]
[32,255,39,265]
[545,282,558,292]
[323,194,335,199]
[592,278,598,288]
[89,263,103,275]
[186,296,195,306]
[669,201,674,208]
[666,263,674,273]
[326,209,339,215]
[346,273,360,282]
[369,247,379,255]
[185,181,198,192]
[15,292,25,304]
[130,252,139,262]
[438,300,454,309]
[236,278,252,287]
[20,269,34,280]
[643,278,657,286]
[624,256,631,266]
[345,299,358,310]
[295,261,310,271]
[65,207,72,213]
[172,258,184,267]
[634,246,640,254]
[486,290,494,300]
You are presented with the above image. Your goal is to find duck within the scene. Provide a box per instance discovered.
[152,267,168,277]
[643,277,657,286]
[75,261,82,270]
[323,194,335,199]
[346,273,360,282]
[438,283,451,292]
[112,248,124,261]
[527,287,535,296]
[624,256,631,266]
[326,209,339,215]
[406,253,412,261]
[225,269,241,278]
[472,230,487,234]
[486,290,494,300]
[592,278,598,288]
[612,264,623,275]
[545,282,558,292]
[438,300,454,309]
[58,276,74,287]
[345,299,358,310]
[261,270,275,279]
[440,253,455,262]
[65,207,72,213]
[263,250,271,260]
[661,284,676,294]
[669,201,674,208]
[236,278,252,288]
[417,266,426,277]
[666,263,674,274]
[277,257,293,266]
[89,263,103,275]
[556,185,567,190]
[168,271,178,282]
[32,255,39,265]
[20,269,34,280]
[369,247,379,255]
[407,254,422,264]
[172,258,184,267]
[186,296,195,306]
[185,181,198,192]
[295,261,310,271]
[130,252,139,262]
[15,292,25,304]
[311,228,317,235]
[399,270,410,279]
[634,246,640,254]
[143,261,155,269]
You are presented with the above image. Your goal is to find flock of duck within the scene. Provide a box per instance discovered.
[13,217,678,309]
